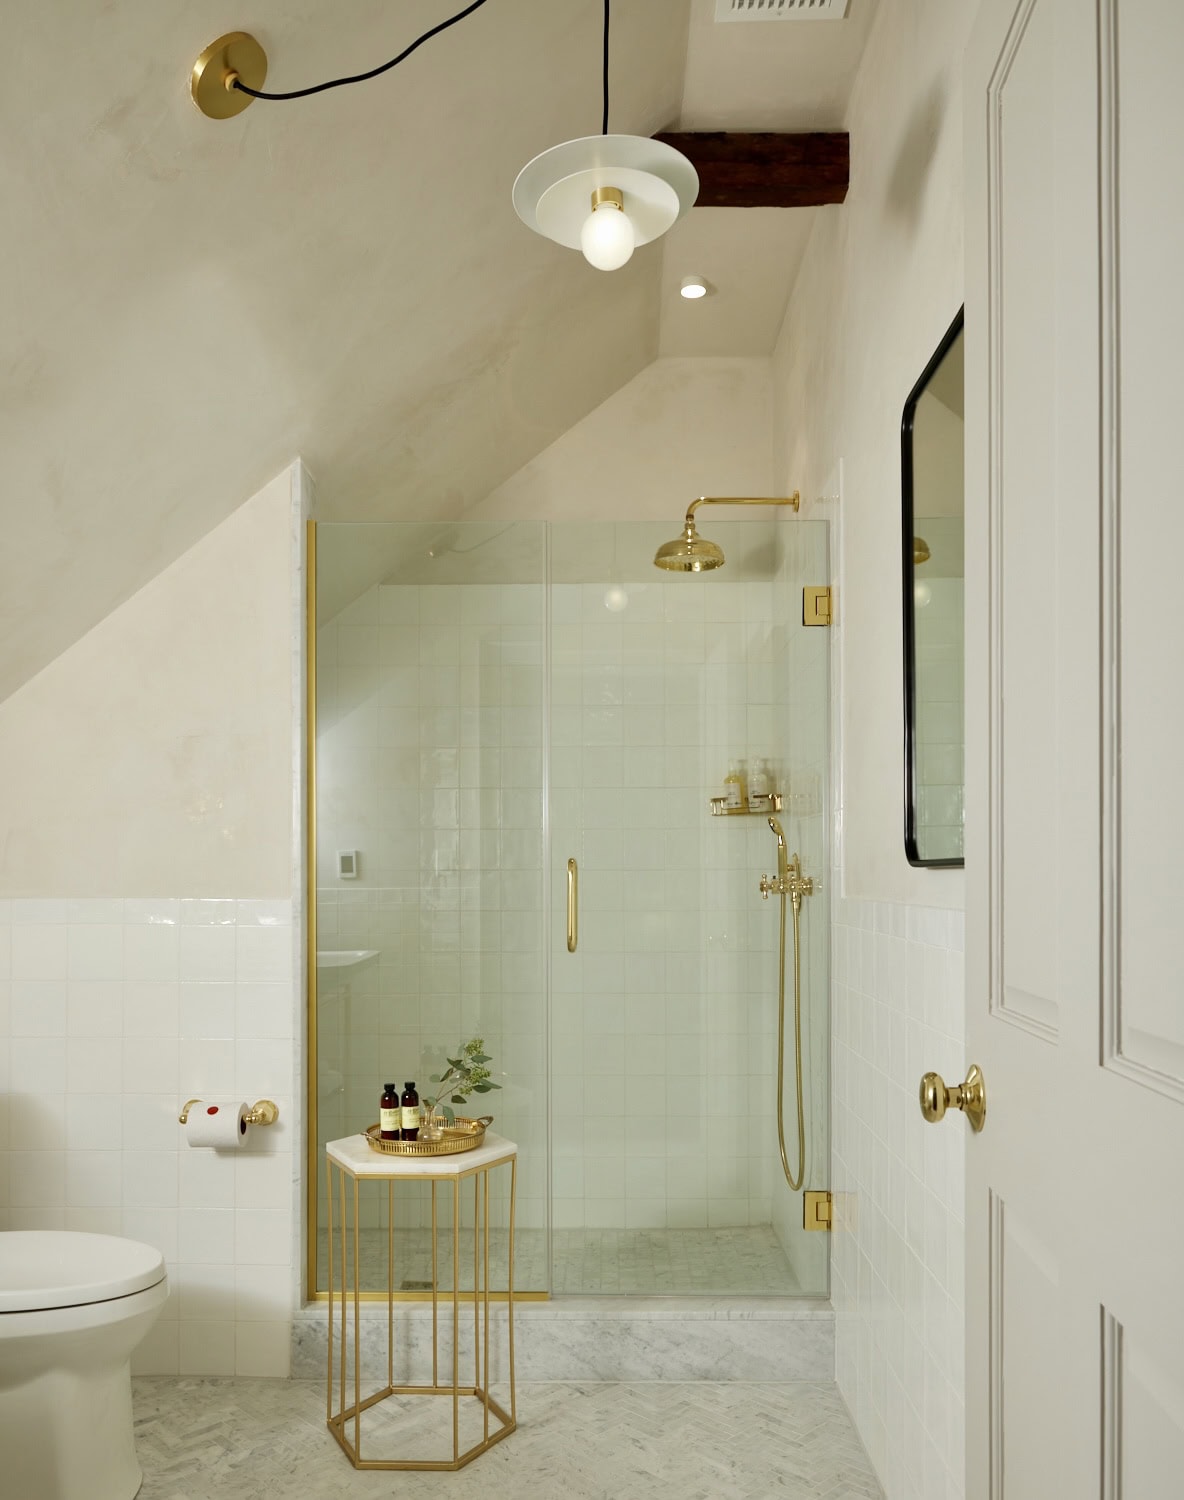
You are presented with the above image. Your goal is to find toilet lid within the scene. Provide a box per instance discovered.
[0,1231,167,1313]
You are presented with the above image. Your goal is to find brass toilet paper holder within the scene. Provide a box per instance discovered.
[179,1099,279,1126]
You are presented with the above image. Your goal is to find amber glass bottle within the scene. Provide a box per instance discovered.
[400,1082,420,1141]
[379,1083,400,1141]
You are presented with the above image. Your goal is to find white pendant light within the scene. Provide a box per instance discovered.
[514,134,698,271]
[513,2,696,270]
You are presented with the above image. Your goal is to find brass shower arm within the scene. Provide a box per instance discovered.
[683,493,801,528]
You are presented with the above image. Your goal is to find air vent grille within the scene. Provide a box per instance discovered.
[715,0,848,19]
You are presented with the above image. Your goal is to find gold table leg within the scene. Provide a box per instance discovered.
[325,1154,518,1471]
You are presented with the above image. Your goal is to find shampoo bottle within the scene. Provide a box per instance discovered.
[723,759,748,810]
[379,1083,400,1141]
[400,1082,420,1141]
[748,758,771,811]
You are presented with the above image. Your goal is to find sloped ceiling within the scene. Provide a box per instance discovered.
[1,0,871,704]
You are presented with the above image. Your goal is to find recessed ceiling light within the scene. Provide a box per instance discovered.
[680,275,709,299]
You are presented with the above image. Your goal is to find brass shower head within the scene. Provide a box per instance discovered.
[653,516,726,573]
[653,494,801,574]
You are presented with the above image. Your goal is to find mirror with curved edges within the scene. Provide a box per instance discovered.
[902,308,965,867]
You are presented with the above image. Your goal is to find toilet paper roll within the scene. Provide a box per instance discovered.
[184,1100,249,1149]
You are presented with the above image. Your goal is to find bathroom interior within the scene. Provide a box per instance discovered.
[0,2,980,1498]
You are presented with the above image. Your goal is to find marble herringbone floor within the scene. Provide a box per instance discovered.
[133,1378,883,1499]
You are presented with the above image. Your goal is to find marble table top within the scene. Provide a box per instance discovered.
[326,1130,517,1178]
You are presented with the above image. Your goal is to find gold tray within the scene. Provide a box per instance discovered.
[363,1116,492,1158]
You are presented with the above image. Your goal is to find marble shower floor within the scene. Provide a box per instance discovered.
[133,1377,883,1499]
[316,1224,803,1296]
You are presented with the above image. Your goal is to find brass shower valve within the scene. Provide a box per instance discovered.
[759,866,814,908]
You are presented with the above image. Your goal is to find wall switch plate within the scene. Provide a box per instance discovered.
[337,850,359,879]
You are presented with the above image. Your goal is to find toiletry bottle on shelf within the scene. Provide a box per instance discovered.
[400,1082,420,1141]
[723,759,748,811]
[380,1083,400,1141]
[748,758,771,812]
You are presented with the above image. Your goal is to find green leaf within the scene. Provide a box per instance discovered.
[429,1074,442,1083]
[474,1082,492,1093]
[442,1105,455,1123]
[450,1093,465,1104]
[447,1057,463,1070]
[472,1053,491,1064]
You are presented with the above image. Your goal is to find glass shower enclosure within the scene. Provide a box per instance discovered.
[308,516,829,1299]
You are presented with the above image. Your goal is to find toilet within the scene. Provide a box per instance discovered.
[0,1231,168,1500]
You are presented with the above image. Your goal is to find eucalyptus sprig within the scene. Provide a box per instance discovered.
[424,1038,501,1124]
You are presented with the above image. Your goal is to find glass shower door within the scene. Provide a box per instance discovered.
[548,518,830,1296]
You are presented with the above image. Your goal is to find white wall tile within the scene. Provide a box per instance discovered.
[124,923,180,983]
[12,924,68,981]
[10,980,67,1036]
[832,897,964,1500]
[0,896,297,1376]
[67,981,123,1037]
[67,923,124,981]
[179,925,236,983]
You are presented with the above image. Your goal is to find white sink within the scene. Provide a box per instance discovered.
[315,949,379,972]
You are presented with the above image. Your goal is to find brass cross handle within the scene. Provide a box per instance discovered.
[919,1064,987,1132]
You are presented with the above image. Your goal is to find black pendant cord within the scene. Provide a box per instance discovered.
[232,0,490,102]
[601,0,611,134]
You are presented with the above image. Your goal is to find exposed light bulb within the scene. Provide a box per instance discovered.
[914,580,933,608]
[680,275,708,299]
[580,187,635,271]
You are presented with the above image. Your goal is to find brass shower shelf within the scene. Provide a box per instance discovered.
[710,792,783,817]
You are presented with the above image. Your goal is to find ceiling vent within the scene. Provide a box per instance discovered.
[715,0,849,20]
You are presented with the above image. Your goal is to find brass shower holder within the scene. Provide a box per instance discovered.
[710,791,783,817]
[179,1098,280,1126]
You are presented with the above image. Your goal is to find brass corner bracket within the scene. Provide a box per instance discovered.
[803,1190,832,1231]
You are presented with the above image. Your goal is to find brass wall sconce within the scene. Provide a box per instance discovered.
[190,2,697,272]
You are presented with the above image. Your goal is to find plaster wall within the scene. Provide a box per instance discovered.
[0,468,303,897]
[468,356,775,523]
[768,1,979,1495]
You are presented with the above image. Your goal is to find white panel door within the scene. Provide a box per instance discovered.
[963,1,1184,1495]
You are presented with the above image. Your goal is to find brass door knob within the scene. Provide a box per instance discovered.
[919,1064,987,1132]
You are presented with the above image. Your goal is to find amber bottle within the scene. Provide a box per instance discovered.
[400,1082,420,1141]
[379,1083,400,1141]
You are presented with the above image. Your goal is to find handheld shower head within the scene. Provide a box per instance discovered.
[768,815,789,881]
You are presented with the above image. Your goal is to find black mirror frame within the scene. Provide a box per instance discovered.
[902,305,965,869]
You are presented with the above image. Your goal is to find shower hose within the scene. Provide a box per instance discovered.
[775,884,807,1192]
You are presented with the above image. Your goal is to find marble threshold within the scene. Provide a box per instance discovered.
[293,1295,834,1383]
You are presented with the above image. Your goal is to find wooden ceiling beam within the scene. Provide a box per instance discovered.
[652,131,849,209]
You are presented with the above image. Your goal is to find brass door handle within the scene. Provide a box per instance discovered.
[566,857,578,953]
[919,1064,986,1132]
